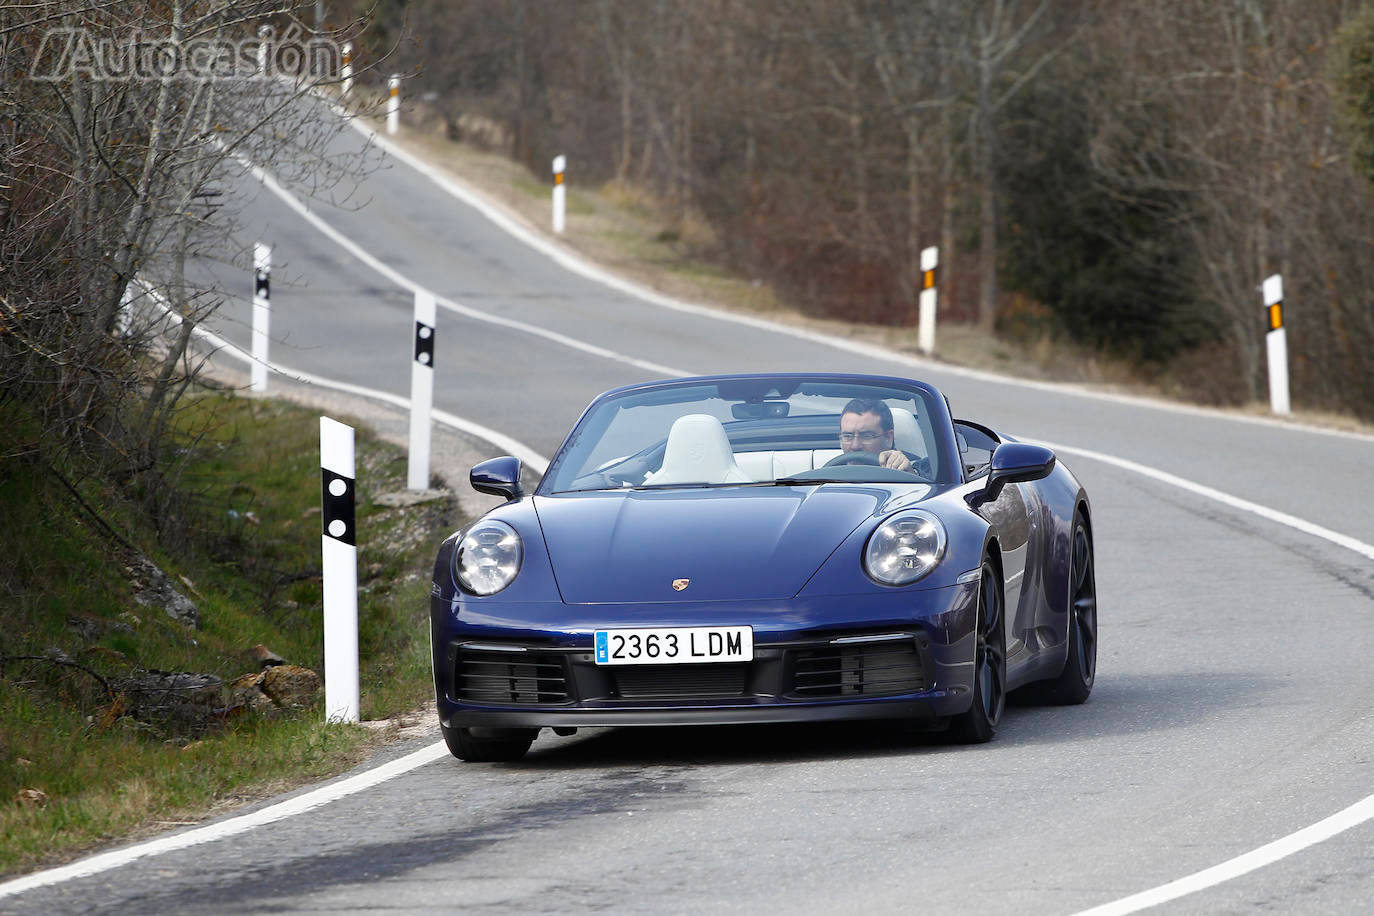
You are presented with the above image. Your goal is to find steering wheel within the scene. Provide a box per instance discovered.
[823,451,881,467]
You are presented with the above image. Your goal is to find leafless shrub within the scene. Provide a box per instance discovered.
[1,0,386,523]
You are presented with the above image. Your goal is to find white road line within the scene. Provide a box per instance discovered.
[231,153,690,381]
[1070,795,1374,916]
[1044,439,1374,914]
[139,282,551,473]
[1039,441,1374,560]
[0,743,451,900]
[345,116,1374,445]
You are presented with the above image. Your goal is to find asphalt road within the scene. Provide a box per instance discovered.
[10,114,1374,915]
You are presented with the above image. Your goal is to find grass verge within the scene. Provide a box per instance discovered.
[0,388,459,876]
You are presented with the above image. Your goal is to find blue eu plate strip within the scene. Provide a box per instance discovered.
[595,631,608,664]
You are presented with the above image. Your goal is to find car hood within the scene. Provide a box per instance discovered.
[532,485,926,603]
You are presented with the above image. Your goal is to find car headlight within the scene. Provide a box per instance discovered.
[864,510,946,586]
[453,520,522,595]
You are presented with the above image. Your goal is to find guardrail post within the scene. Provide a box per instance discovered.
[320,417,360,724]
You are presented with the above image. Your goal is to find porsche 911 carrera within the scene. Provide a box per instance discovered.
[429,373,1097,761]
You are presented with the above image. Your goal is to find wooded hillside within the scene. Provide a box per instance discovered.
[351,0,1374,418]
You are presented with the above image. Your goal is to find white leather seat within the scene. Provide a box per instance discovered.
[646,414,752,485]
[890,406,925,457]
[733,451,775,480]
[734,448,822,480]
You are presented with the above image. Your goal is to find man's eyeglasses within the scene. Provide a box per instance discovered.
[839,431,885,443]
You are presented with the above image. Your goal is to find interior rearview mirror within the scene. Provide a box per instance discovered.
[731,401,790,420]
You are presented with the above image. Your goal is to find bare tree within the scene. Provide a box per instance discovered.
[1,0,380,512]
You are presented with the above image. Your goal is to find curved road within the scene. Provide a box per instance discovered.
[7,115,1374,915]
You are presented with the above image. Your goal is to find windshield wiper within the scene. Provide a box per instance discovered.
[629,482,721,490]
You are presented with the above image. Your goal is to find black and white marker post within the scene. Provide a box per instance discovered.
[320,417,360,723]
[552,154,566,234]
[251,243,271,393]
[1262,273,1291,415]
[917,245,938,356]
[408,290,436,491]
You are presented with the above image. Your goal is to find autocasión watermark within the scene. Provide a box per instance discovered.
[29,24,343,82]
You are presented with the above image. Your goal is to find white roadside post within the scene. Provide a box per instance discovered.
[407,290,437,490]
[341,42,353,97]
[552,154,566,234]
[251,243,271,392]
[917,245,939,356]
[320,417,361,724]
[256,25,271,75]
[116,282,135,337]
[386,74,400,135]
[1262,273,1291,415]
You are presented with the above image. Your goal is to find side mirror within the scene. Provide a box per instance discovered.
[470,456,523,501]
[968,443,1055,507]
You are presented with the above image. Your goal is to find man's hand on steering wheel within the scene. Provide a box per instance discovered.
[879,450,912,472]
[878,449,912,472]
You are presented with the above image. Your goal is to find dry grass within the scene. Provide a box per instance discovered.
[0,393,451,877]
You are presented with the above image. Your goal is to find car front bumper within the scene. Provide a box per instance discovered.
[432,582,979,730]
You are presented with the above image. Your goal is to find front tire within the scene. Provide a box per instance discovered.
[441,722,538,762]
[949,559,1005,744]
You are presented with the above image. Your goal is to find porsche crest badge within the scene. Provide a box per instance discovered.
[672,578,690,591]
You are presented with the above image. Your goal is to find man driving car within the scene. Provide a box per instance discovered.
[839,398,913,472]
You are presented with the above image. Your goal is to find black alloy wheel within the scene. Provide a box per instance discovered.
[949,558,1005,743]
[1044,514,1097,704]
[442,722,538,762]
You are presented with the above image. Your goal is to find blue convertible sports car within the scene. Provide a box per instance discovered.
[429,373,1097,761]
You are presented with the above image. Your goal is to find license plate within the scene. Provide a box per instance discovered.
[594,626,753,666]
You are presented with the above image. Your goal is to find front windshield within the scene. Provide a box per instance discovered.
[541,377,950,494]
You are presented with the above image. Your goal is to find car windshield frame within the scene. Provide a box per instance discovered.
[537,373,962,495]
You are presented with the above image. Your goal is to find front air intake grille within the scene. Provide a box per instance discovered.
[456,650,572,705]
[789,641,924,697]
[613,663,748,699]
